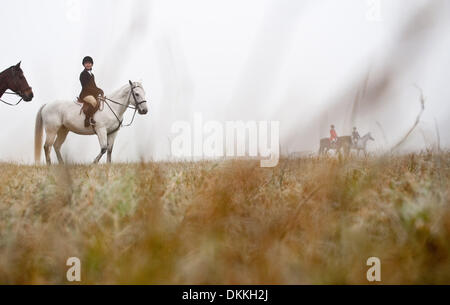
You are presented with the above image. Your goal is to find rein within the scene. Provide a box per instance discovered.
[0,91,28,106]
[99,84,147,135]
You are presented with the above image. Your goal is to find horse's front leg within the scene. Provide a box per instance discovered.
[107,146,113,164]
[107,132,118,163]
[344,145,350,158]
[93,128,108,164]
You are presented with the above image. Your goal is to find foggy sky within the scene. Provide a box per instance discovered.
[1,0,449,163]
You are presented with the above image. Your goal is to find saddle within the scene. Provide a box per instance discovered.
[330,139,338,148]
[77,97,101,127]
[77,98,100,113]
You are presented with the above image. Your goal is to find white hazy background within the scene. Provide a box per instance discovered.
[0,0,449,163]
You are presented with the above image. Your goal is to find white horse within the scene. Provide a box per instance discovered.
[35,81,148,164]
[351,132,374,156]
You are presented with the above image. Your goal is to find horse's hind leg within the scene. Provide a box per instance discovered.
[54,127,69,164]
[44,128,58,165]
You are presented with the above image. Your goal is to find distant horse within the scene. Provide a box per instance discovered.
[0,62,34,104]
[319,136,352,157]
[351,133,374,156]
[35,81,148,165]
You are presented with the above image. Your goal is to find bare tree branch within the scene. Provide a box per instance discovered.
[391,85,425,152]
[434,117,441,152]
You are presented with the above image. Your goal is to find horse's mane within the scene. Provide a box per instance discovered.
[0,66,15,76]
[109,82,142,98]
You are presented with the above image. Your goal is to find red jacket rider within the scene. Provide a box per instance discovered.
[330,125,338,143]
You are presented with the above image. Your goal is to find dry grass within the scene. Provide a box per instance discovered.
[0,152,449,284]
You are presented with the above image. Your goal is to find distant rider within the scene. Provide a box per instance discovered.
[330,125,338,145]
[352,127,361,145]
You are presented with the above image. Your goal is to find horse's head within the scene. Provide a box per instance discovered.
[7,62,33,102]
[129,80,148,115]
[363,132,375,142]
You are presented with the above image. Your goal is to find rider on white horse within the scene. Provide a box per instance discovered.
[352,127,361,145]
[79,56,104,127]
[35,81,148,164]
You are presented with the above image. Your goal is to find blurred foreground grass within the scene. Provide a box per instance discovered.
[0,152,449,284]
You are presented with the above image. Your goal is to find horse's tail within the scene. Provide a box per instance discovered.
[34,104,46,163]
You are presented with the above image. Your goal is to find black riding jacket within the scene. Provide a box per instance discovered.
[79,69,104,100]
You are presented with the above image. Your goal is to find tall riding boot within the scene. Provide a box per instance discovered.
[84,104,96,127]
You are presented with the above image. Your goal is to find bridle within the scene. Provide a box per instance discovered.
[100,82,148,135]
[0,68,33,106]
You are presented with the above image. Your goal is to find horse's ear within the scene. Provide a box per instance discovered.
[16,62,21,68]
[129,80,133,86]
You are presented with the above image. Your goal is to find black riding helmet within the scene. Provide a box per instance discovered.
[82,56,93,66]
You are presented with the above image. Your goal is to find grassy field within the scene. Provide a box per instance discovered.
[0,152,449,284]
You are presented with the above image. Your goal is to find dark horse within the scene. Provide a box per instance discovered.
[0,62,34,104]
[319,136,352,157]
